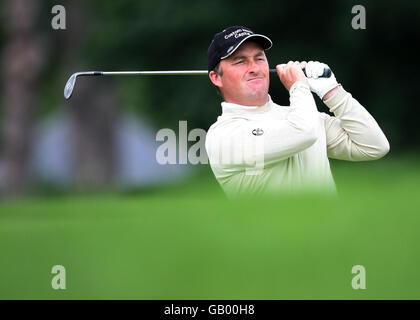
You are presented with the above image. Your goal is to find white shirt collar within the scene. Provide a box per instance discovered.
[221,95,273,115]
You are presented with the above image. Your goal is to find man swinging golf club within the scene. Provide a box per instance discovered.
[205,26,390,197]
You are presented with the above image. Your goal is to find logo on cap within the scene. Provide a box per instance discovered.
[224,28,253,40]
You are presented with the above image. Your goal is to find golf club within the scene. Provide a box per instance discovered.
[64,67,331,99]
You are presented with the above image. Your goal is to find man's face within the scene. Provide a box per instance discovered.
[210,41,270,106]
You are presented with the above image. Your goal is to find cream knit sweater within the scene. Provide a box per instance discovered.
[205,82,390,197]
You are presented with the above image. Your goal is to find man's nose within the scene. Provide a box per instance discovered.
[248,60,260,74]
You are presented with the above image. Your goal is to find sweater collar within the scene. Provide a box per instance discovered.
[221,95,273,115]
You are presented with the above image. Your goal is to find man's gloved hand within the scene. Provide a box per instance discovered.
[304,61,339,100]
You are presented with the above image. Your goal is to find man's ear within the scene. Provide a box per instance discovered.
[209,70,222,88]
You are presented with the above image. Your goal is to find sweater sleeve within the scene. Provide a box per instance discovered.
[322,86,390,161]
[206,81,320,172]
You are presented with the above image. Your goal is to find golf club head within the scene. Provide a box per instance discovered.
[64,73,77,99]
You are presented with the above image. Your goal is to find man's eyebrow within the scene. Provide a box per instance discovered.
[231,55,246,61]
[231,51,265,61]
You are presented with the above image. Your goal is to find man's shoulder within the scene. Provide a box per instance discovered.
[207,116,247,138]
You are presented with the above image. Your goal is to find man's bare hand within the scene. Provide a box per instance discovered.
[276,61,307,92]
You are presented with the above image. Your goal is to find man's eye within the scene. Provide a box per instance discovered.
[234,61,244,65]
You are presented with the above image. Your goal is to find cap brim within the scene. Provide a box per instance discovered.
[220,34,273,60]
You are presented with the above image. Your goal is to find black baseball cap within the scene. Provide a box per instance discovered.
[207,26,273,72]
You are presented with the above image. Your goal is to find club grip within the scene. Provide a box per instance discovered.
[270,67,332,78]
[303,67,331,78]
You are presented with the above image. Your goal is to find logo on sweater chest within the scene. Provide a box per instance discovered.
[252,128,264,136]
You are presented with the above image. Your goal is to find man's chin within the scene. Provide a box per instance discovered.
[246,91,269,105]
[247,86,268,99]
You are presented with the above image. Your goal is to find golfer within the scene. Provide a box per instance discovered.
[205,26,390,197]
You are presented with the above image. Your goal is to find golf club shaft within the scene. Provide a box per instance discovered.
[102,70,208,76]
[92,68,331,77]
[64,67,331,99]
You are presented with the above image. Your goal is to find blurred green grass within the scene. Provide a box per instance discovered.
[1,154,420,299]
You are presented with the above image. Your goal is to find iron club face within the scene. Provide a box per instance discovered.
[64,72,100,99]
[64,73,77,100]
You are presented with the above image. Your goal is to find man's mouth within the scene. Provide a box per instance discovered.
[247,77,264,82]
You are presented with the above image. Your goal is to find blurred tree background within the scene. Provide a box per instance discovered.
[0,0,419,197]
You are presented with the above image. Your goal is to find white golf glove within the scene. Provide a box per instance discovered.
[305,61,339,100]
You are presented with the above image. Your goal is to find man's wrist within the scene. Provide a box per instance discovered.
[322,85,340,101]
[290,80,310,95]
